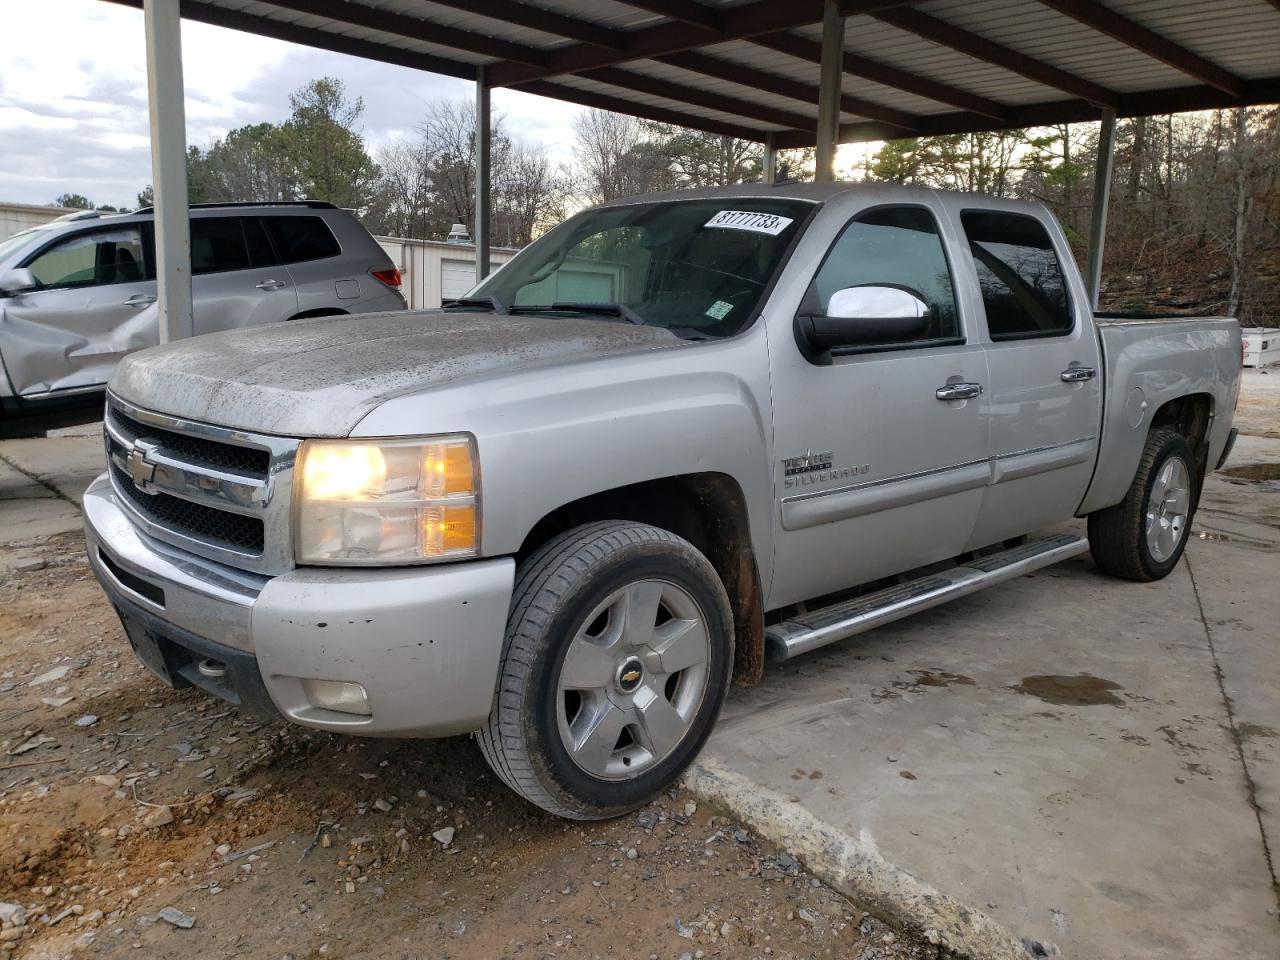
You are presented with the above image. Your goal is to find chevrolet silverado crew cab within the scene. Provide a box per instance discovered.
[83,183,1241,819]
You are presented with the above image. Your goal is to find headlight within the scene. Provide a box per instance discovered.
[295,435,479,565]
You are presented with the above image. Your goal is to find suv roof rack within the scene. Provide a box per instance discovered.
[52,209,107,223]
[131,200,338,215]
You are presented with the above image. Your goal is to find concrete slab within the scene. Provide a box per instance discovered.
[697,438,1280,960]
[0,426,103,556]
[0,429,106,504]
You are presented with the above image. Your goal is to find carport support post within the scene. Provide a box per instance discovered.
[143,0,193,342]
[763,132,778,184]
[1085,107,1117,310]
[474,65,492,284]
[815,0,845,182]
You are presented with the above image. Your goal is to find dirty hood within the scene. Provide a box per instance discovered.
[110,311,680,436]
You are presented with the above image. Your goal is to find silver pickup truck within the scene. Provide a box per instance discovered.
[83,183,1241,819]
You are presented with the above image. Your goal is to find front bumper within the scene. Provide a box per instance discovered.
[84,474,515,737]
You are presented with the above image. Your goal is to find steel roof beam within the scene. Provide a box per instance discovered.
[656,50,918,132]
[769,75,1280,147]
[522,80,765,140]
[488,0,922,87]
[750,31,1009,121]
[1035,0,1243,98]
[871,6,1118,107]
[580,66,816,131]
[103,0,477,80]
[257,0,550,66]
[423,0,629,50]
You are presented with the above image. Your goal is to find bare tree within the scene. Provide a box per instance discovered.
[365,139,437,239]
[572,110,673,203]
[1227,107,1253,318]
[495,141,568,247]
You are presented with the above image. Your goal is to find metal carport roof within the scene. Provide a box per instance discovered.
[108,0,1280,343]
[103,0,1280,146]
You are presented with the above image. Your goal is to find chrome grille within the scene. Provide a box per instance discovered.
[104,393,299,575]
[110,408,270,477]
[109,460,265,553]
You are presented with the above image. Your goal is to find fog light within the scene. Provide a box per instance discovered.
[302,679,372,716]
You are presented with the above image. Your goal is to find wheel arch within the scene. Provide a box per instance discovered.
[1149,392,1214,483]
[286,307,348,322]
[516,472,766,686]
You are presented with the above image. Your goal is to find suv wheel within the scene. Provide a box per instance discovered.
[477,521,734,819]
[1088,428,1197,581]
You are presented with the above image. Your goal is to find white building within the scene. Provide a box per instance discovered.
[376,236,519,311]
[0,201,75,243]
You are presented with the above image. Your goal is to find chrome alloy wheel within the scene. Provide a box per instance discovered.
[555,579,711,781]
[1146,456,1191,562]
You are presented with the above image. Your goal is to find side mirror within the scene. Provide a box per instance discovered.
[795,284,930,363]
[0,268,38,297]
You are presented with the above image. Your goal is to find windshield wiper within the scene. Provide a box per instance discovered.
[441,295,507,314]
[548,301,646,325]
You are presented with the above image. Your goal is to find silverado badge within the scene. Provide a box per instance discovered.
[782,449,869,488]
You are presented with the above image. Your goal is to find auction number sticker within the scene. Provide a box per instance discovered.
[703,210,794,236]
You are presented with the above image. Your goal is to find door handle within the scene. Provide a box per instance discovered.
[935,382,983,401]
[255,279,286,291]
[1061,366,1097,382]
[124,294,156,308]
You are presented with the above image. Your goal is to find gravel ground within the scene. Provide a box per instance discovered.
[1235,367,1280,438]
[0,533,932,960]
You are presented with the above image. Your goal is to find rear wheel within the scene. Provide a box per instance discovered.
[477,521,734,820]
[1088,428,1197,581]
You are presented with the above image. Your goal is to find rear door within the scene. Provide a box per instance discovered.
[190,216,298,334]
[263,214,350,314]
[958,209,1103,546]
[3,223,156,395]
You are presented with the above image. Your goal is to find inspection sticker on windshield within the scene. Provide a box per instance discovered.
[703,210,794,235]
[705,300,733,320]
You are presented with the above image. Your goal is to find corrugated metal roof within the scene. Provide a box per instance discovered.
[101,0,1280,144]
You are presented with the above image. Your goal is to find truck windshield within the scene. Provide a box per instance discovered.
[467,198,813,337]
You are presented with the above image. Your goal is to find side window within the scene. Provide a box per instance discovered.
[266,216,340,263]
[811,206,960,343]
[241,218,277,268]
[960,211,1071,339]
[25,227,147,290]
[190,217,250,275]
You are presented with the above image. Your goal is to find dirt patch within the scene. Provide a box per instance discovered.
[1237,722,1277,741]
[1011,675,1125,707]
[903,670,975,689]
[0,531,928,960]
[1219,463,1280,482]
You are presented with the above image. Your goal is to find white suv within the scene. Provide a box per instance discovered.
[0,201,405,436]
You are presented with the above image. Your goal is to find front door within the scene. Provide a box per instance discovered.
[3,224,157,395]
[768,202,990,608]
[957,209,1103,547]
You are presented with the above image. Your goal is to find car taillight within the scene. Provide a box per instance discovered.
[371,267,401,289]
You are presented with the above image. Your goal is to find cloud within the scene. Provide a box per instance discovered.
[0,0,585,209]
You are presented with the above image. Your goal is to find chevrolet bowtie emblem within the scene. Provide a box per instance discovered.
[125,440,157,490]
[620,669,642,684]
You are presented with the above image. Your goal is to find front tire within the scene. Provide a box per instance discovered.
[1088,428,1197,581]
[478,521,734,820]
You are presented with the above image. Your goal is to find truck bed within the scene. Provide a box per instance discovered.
[1078,313,1240,515]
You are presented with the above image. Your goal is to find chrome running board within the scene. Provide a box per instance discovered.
[765,533,1088,661]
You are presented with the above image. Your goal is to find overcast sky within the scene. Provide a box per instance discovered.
[0,0,585,209]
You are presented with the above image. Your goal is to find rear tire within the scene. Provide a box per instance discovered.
[1088,428,1197,582]
[477,521,734,820]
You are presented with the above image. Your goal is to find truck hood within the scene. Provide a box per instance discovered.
[109,310,681,436]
